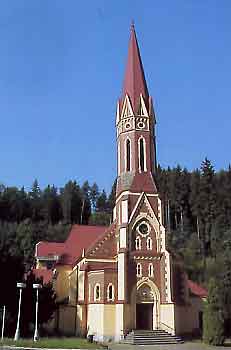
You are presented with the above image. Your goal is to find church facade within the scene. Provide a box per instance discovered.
[34,25,207,341]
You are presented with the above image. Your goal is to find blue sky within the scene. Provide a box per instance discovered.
[0,1,230,193]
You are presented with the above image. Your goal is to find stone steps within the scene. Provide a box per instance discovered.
[123,329,183,345]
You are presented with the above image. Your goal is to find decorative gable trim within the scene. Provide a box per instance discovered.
[121,94,134,118]
[138,94,149,117]
[86,224,116,258]
[129,192,157,225]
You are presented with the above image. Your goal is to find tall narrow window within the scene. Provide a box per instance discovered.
[94,284,100,301]
[136,263,142,277]
[147,237,152,250]
[139,138,145,172]
[126,139,131,171]
[135,236,141,250]
[148,263,154,277]
[107,284,114,301]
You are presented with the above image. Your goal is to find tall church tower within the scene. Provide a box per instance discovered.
[116,23,157,197]
[114,24,176,340]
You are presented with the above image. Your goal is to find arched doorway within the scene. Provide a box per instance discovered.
[132,280,160,330]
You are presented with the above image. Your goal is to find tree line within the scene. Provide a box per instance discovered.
[1,158,231,340]
[156,158,231,345]
[156,158,231,285]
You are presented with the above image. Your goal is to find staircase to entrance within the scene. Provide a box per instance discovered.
[123,329,183,345]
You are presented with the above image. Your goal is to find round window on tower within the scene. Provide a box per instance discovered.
[125,122,131,130]
[137,121,145,129]
[137,221,150,237]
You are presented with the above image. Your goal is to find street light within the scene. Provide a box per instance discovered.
[14,282,26,341]
[33,284,42,342]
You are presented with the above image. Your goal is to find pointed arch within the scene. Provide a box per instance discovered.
[138,94,149,116]
[138,136,147,172]
[124,136,132,172]
[121,95,134,118]
[126,138,131,171]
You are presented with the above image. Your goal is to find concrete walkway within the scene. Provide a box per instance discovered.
[108,341,231,350]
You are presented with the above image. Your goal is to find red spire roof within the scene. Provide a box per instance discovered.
[122,23,149,112]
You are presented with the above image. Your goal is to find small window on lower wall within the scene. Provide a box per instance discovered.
[94,283,100,301]
[107,283,115,301]
[148,263,154,277]
[147,237,152,250]
[136,263,142,277]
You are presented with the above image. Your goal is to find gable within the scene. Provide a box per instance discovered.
[86,223,117,259]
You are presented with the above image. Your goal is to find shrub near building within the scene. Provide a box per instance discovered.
[203,278,225,346]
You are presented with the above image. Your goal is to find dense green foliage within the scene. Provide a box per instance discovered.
[1,158,231,339]
[0,179,114,336]
[203,279,225,345]
[156,159,231,285]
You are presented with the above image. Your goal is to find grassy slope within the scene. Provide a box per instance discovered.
[0,337,103,349]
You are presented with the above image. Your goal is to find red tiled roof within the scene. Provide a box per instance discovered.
[36,225,108,266]
[36,242,64,257]
[122,23,149,113]
[188,279,208,298]
[85,222,116,257]
[64,225,107,265]
[32,269,53,284]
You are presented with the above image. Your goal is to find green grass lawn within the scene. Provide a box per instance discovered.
[0,337,104,349]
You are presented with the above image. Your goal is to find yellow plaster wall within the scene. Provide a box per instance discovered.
[104,305,116,336]
[69,268,77,305]
[78,270,85,301]
[124,303,133,330]
[55,265,72,301]
[58,305,76,335]
[87,304,104,336]
[76,305,84,336]
[160,303,175,334]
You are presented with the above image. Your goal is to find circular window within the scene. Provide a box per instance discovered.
[137,121,145,129]
[125,122,131,130]
[137,221,150,236]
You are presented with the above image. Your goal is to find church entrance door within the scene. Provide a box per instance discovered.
[136,303,153,330]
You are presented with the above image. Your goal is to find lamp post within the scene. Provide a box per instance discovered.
[33,284,42,342]
[14,282,26,341]
[1,305,6,340]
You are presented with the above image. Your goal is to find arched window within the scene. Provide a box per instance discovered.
[136,263,142,277]
[139,137,146,172]
[148,263,154,277]
[135,236,141,250]
[94,284,100,301]
[147,237,152,250]
[107,284,114,301]
[126,139,131,171]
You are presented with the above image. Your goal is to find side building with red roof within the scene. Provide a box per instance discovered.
[34,25,207,341]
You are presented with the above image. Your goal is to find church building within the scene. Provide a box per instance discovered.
[34,25,207,342]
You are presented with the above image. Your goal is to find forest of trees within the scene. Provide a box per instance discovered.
[1,158,231,338]
[156,158,231,286]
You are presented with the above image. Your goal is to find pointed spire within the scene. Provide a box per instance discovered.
[122,23,149,113]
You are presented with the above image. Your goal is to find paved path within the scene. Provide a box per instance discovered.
[108,341,231,350]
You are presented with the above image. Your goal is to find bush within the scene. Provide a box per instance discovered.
[203,278,225,346]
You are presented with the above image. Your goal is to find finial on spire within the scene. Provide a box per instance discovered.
[131,20,135,30]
